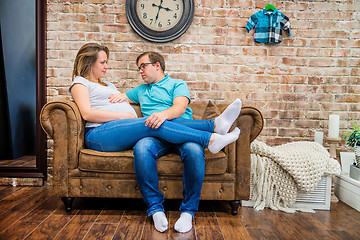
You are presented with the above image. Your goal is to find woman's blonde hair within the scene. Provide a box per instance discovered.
[72,43,109,84]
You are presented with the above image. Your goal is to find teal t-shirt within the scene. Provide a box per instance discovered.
[126,75,193,119]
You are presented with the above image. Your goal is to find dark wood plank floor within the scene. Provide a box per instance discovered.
[0,186,359,240]
[0,155,36,168]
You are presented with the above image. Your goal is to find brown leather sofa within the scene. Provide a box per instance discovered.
[40,100,263,215]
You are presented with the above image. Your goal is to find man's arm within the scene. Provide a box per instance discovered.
[108,93,134,104]
[145,96,189,129]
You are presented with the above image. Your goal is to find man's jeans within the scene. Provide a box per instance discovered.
[85,117,215,152]
[133,137,205,217]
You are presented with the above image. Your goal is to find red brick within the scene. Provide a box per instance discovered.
[268,48,296,56]
[280,76,306,84]
[292,20,314,29]
[279,111,301,119]
[324,12,352,20]
[200,18,227,27]
[194,8,212,17]
[294,85,319,93]
[308,58,336,67]
[213,9,239,18]
[200,0,226,8]
[60,14,87,22]
[322,30,351,38]
[310,39,337,48]
[243,47,267,56]
[43,0,360,179]
[58,32,86,41]
[281,39,307,47]
[282,57,307,66]
[229,0,253,8]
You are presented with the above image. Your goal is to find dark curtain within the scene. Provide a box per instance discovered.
[0,23,12,160]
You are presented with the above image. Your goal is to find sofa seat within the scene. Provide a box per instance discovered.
[78,148,228,176]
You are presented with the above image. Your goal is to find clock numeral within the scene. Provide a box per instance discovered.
[140,3,144,10]
[174,13,177,19]
[150,19,153,25]
[143,13,147,19]
[158,22,162,28]
[176,4,179,10]
[168,19,171,25]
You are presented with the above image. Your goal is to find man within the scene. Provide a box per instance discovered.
[118,52,241,233]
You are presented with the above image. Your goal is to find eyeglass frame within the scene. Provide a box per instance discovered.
[137,62,156,72]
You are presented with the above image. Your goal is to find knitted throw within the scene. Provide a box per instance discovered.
[249,140,341,213]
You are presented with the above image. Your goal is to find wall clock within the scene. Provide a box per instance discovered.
[126,0,194,43]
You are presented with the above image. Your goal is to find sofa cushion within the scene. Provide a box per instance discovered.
[202,100,222,120]
[191,100,221,120]
[78,148,228,176]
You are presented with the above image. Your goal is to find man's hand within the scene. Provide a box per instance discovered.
[145,112,168,129]
[109,93,128,103]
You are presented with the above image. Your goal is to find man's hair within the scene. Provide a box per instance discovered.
[72,43,109,81]
[136,52,166,72]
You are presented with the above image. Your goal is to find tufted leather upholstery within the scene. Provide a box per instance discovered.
[40,100,263,214]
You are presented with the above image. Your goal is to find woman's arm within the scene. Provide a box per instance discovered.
[71,83,136,123]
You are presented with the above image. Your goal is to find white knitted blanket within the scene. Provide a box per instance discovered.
[249,140,341,213]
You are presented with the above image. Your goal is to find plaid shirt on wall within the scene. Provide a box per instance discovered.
[246,8,291,44]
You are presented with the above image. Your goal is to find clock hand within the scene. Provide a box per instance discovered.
[158,0,172,11]
[153,5,161,23]
[152,0,171,23]
[152,4,171,11]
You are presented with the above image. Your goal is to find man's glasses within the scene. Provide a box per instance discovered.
[137,62,155,72]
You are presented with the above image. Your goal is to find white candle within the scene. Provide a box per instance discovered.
[314,131,323,145]
[328,114,340,138]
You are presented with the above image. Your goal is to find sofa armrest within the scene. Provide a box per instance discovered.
[235,107,263,200]
[40,100,85,195]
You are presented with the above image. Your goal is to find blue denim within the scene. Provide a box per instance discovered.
[133,137,205,217]
[85,117,214,217]
[85,117,214,152]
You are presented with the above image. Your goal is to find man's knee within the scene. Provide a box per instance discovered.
[180,142,205,159]
[179,142,205,172]
[134,137,156,155]
[133,137,167,162]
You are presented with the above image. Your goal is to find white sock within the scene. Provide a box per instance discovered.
[174,212,193,233]
[152,212,168,233]
[208,127,240,154]
[215,98,242,134]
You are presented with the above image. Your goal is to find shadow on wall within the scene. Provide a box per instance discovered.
[14,104,36,157]
[0,23,12,160]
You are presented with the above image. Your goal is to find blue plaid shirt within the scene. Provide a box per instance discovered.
[246,8,291,44]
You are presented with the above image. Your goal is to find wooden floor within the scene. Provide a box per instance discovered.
[0,186,359,240]
[0,155,36,168]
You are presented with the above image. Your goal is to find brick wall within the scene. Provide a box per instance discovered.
[46,0,360,172]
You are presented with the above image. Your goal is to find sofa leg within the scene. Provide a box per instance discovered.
[62,197,74,212]
[230,200,240,215]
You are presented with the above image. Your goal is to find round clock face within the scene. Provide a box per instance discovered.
[136,0,184,32]
[126,0,194,42]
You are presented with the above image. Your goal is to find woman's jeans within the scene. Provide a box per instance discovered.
[85,117,215,152]
[133,137,205,217]
[85,117,215,217]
